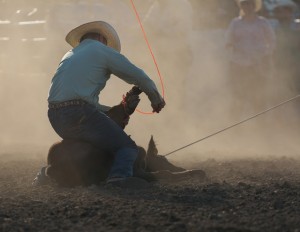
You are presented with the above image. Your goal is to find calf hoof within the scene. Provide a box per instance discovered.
[133,170,157,182]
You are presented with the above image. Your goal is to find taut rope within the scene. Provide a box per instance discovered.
[164,94,300,157]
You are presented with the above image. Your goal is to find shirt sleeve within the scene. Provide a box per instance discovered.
[106,51,163,105]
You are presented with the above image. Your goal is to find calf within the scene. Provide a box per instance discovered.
[46,86,205,187]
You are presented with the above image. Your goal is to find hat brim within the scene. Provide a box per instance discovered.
[237,0,262,12]
[274,2,298,11]
[65,21,121,52]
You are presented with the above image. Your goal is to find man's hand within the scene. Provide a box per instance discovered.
[148,90,165,113]
[151,98,166,113]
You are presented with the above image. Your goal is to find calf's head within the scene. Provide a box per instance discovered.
[145,136,185,172]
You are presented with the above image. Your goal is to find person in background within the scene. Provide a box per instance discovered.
[273,0,299,30]
[225,0,276,116]
[272,0,300,93]
[189,0,240,30]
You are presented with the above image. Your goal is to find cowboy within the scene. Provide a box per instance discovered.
[272,0,300,92]
[225,0,276,117]
[33,21,165,185]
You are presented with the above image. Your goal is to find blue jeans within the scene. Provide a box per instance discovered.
[48,103,138,178]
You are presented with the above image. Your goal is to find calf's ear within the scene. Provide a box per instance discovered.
[147,135,158,157]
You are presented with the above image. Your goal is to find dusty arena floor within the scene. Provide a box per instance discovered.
[0,153,300,232]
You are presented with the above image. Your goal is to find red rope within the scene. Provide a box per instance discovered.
[129,0,165,115]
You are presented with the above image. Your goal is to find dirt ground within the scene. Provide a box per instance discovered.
[0,152,300,232]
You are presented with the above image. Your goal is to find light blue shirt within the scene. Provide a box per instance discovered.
[48,39,162,112]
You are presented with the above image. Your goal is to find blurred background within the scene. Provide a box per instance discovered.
[0,0,299,163]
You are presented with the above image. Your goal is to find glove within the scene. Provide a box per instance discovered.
[151,98,166,113]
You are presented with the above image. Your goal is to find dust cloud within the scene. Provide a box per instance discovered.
[0,0,299,163]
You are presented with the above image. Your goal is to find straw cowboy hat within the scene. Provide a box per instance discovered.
[236,0,262,12]
[273,0,298,11]
[65,21,121,52]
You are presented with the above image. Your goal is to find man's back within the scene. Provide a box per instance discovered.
[48,39,113,107]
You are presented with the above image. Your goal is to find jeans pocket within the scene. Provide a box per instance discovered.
[48,107,87,139]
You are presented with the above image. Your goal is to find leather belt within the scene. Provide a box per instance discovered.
[48,99,88,109]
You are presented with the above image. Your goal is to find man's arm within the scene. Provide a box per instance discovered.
[107,51,164,109]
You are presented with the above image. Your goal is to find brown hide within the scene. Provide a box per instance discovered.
[46,86,205,186]
[47,135,206,186]
[47,86,145,186]
[105,105,126,129]
[47,140,112,186]
[145,136,185,172]
[144,136,206,182]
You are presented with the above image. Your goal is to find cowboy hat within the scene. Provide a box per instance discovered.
[65,21,121,52]
[236,0,262,12]
[273,0,298,11]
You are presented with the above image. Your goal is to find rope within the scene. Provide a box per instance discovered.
[164,94,300,157]
[129,0,165,115]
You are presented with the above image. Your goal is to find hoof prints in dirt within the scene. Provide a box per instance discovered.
[0,155,300,232]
